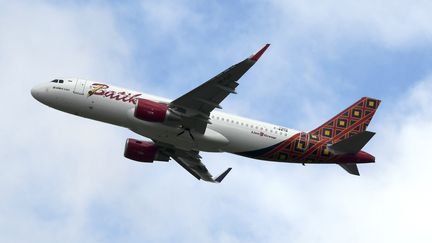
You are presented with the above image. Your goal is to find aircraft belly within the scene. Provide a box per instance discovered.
[209,124,286,153]
[130,122,229,152]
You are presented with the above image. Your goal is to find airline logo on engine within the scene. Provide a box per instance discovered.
[88,83,142,104]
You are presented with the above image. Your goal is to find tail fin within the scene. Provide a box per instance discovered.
[309,97,381,143]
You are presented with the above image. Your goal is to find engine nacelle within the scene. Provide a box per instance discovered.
[134,98,180,123]
[124,138,170,162]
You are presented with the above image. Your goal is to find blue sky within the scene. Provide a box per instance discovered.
[1,0,432,242]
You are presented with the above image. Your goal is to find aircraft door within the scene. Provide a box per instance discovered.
[295,132,309,153]
[73,79,87,95]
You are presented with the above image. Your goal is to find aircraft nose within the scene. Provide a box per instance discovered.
[31,86,38,99]
[31,83,46,102]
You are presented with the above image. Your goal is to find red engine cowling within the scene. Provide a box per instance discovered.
[134,98,180,123]
[134,99,168,122]
[124,138,169,162]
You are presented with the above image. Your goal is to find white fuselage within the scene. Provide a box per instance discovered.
[31,78,299,154]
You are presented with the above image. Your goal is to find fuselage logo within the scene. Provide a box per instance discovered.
[88,83,142,104]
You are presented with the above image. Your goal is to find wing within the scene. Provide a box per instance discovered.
[170,44,270,133]
[156,143,231,183]
[173,153,232,183]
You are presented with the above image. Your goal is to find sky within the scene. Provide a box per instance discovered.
[1,0,432,242]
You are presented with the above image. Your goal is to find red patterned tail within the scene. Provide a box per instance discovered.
[309,97,381,143]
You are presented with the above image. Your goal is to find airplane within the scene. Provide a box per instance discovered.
[31,44,380,183]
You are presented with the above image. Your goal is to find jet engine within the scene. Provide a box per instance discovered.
[124,138,170,162]
[134,98,180,123]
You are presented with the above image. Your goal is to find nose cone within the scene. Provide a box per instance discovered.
[31,86,38,99]
[31,83,45,102]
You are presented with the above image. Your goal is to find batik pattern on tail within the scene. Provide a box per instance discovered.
[308,97,380,144]
[256,97,380,163]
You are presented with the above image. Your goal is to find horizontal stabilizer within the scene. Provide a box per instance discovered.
[339,163,360,176]
[329,131,375,154]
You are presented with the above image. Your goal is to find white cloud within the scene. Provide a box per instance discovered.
[271,0,432,47]
[0,1,135,242]
[139,0,201,34]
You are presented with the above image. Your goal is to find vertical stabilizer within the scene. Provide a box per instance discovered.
[309,97,381,144]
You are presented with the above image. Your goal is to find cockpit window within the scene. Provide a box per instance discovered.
[50,79,64,83]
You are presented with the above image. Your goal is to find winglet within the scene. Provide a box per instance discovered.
[250,44,270,61]
[214,168,232,183]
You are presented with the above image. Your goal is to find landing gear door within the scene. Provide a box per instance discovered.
[73,79,87,95]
